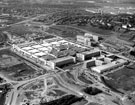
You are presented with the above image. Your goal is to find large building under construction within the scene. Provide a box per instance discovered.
[12,37,89,70]
[12,37,128,74]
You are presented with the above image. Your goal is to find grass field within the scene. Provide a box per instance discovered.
[72,24,114,38]
[104,63,135,93]
[46,25,84,39]
[7,24,32,37]
[0,49,37,81]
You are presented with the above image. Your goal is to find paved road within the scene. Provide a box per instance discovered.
[3,10,130,105]
[9,73,54,105]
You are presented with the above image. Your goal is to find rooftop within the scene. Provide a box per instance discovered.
[40,54,56,61]
[34,52,47,57]
[28,49,39,54]
[38,47,49,51]
[31,45,44,49]
[51,56,75,63]
[22,46,34,51]
[81,49,100,55]
[91,62,117,73]
[41,43,51,47]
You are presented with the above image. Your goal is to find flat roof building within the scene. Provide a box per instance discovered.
[34,52,47,57]
[91,59,127,73]
[22,46,34,51]
[77,49,101,61]
[41,54,56,61]
[28,49,39,54]
[47,56,76,69]
[38,47,49,52]
[41,43,51,47]
[83,59,96,68]
[31,45,44,49]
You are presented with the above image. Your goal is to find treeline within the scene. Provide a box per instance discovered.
[40,95,84,105]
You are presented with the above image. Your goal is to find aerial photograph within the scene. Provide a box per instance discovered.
[0,0,135,105]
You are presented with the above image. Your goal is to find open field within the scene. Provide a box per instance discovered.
[0,49,39,81]
[47,25,84,39]
[118,31,135,44]
[72,24,114,38]
[104,63,135,93]
[6,24,32,37]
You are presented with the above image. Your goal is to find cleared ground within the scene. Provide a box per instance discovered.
[0,49,38,81]
[72,24,114,38]
[104,63,135,93]
[46,25,84,39]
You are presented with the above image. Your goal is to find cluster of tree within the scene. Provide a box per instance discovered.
[0,32,8,45]
[40,95,84,105]
[83,87,102,95]
[130,50,135,56]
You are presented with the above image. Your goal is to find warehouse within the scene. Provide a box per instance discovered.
[47,56,76,69]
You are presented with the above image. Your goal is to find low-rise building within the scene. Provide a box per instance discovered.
[47,56,76,69]
[91,59,127,73]
[83,59,96,68]
[84,33,99,42]
[77,49,101,61]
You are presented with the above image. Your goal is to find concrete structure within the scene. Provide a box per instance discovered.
[84,33,99,42]
[76,33,99,46]
[77,35,92,46]
[77,50,101,61]
[95,60,104,66]
[47,56,76,69]
[22,46,34,51]
[12,37,88,70]
[12,37,127,75]
[83,59,95,68]
[91,59,127,73]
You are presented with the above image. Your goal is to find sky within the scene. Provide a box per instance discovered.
[3,0,135,6]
